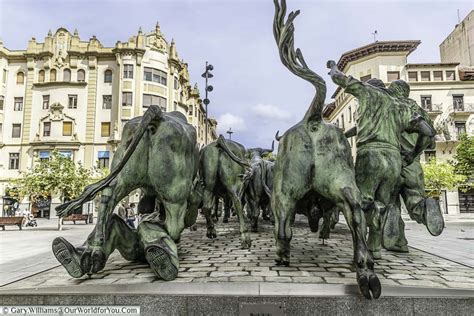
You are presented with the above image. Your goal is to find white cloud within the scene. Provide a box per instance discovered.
[252,103,292,121]
[217,113,246,134]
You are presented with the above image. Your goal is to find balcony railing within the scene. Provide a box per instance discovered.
[422,103,443,112]
[453,103,474,113]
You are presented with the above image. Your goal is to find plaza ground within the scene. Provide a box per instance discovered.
[0,214,472,290]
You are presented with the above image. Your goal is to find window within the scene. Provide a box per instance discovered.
[387,71,400,82]
[336,119,340,127]
[360,74,371,82]
[420,95,432,111]
[424,150,436,162]
[16,72,25,84]
[433,71,443,81]
[101,122,111,137]
[123,65,133,79]
[104,69,112,83]
[43,122,51,137]
[453,95,464,111]
[455,122,466,136]
[98,151,110,169]
[38,70,45,83]
[14,97,23,111]
[42,95,50,109]
[408,71,418,82]
[63,69,71,82]
[59,150,72,159]
[12,124,21,138]
[122,92,132,107]
[348,106,352,123]
[420,71,431,82]
[39,150,50,161]
[63,122,72,136]
[50,69,57,82]
[446,71,455,81]
[0,95,4,111]
[144,67,167,85]
[68,95,78,109]
[2,69,6,83]
[9,153,20,169]
[103,95,112,109]
[77,69,85,82]
[143,94,166,110]
[174,77,179,89]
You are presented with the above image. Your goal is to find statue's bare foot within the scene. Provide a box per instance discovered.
[52,237,84,278]
[357,269,381,299]
[146,244,178,281]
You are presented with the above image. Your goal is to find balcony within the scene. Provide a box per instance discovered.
[450,103,474,119]
[422,103,443,120]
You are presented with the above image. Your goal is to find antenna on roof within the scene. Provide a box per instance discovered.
[372,30,378,42]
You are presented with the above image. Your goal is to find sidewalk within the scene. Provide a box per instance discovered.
[1,217,472,291]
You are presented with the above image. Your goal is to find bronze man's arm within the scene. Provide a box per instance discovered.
[327,60,350,87]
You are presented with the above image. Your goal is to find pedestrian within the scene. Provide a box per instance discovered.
[126,203,136,229]
[117,202,127,220]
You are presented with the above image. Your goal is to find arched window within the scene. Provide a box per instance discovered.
[77,69,85,82]
[16,72,25,84]
[63,69,71,82]
[104,69,112,83]
[38,70,45,83]
[50,69,57,82]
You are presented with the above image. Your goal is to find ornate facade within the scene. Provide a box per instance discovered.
[0,23,218,201]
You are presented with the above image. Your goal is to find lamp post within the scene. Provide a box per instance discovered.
[226,127,234,140]
[201,62,214,144]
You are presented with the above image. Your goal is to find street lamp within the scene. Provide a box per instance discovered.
[226,127,234,140]
[201,62,214,144]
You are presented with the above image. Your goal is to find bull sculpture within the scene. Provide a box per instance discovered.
[52,106,199,281]
[271,0,381,299]
[244,142,275,232]
[199,135,253,248]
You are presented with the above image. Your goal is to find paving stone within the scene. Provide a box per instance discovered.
[264,276,293,282]
[209,271,249,277]
[386,274,415,280]
[229,276,264,282]
[397,279,444,287]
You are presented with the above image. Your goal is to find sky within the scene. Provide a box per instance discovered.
[0,0,472,148]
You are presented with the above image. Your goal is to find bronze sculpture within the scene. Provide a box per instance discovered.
[53,106,199,280]
[271,0,381,299]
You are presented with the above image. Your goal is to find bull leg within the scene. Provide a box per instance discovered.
[162,200,188,243]
[202,190,217,239]
[272,193,297,266]
[339,187,381,299]
[223,198,231,223]
[248,199,260,233]
[229,190,251,248]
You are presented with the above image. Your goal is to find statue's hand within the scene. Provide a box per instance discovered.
[326,60,336,69]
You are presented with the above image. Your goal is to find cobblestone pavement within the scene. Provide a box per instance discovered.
[1,217,473,290]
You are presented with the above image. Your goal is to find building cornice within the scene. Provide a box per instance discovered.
[406,62,460,68]
[33,81,88,88]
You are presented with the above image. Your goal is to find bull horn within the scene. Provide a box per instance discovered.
[275,130,282,141]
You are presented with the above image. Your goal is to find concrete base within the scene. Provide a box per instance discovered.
[1,283,472,315]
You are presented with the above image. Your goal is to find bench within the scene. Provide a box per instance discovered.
[62,214,89,225]
[0,217,24,230]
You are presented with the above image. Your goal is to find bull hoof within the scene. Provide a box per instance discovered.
[206,228,217,239]
[223,218,229,223]
[241,234,252,249]
[357,269,381,299]
[371,250,382,260]
[211,215,218,224]
[52,237,85,278]
[275,259,290,267]
[146,245,179,281]
[251,226,258,233]
[190,224,198,231]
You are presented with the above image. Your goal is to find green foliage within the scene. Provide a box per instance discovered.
[453,134,474,180]
[422,159,467,197]
[13,150,94,203]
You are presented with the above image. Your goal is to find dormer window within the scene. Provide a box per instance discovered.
[38,70,45,83]
[104,69,113,83]
[77,69,85,82]
[63,69,71,82]
[50,69,57,82]
[16,72,25,84]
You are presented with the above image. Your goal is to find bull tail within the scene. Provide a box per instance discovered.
[216,135,250,169]
[56,105,163,217]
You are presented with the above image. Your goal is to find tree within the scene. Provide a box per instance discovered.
[422,159,467,198]
[13,151,94,230]
[453,133,474,181]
